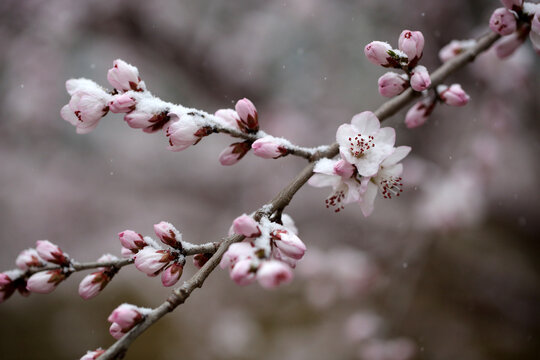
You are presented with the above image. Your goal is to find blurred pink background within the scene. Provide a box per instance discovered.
[1,0,539,359]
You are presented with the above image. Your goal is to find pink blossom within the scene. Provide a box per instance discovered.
[336,111,395,177]
[109,93,136,113]
[107,59,143,92]
[378,72,408,97]
[60,81,111,134]
[439,84,470,106]
[256,260,293,289]
[124,111,170,133]
[489,8,517,36]
[501,0,523,11]
[398,30,424,63]
[166,113,211,152]
[80,348,105,360]
[439,39,475,63]
[494,32,526,59]
[220,242,255,269]
[78,271,110,300]
[405,101,431,128]
[154,221,182,248]
[26,269,66,294]
[230,259,257,286]
[218,141,251,166]
[409,65,431,92]
[15,248,43,270]
[333,159,356,178]
[109,322,126,340]
[364,41,393,66]
[532,11,540,35]
[0,273,16,303]
[235,98,259,133]
[252,136,288,159]
[121,247,133,258]
[271,230,306,260]
[107,303,144,330]
[215,108,240,129]
[118,230,146,252]
[36,240,69,265]
[134,247,175,276]
[232,215,261,238]
[161,262,184,287]
[272,247,298,268]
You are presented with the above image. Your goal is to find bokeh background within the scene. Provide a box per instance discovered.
[1,0,539,359]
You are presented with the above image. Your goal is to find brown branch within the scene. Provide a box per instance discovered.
[99,29,500,360]
[23,258,134,277]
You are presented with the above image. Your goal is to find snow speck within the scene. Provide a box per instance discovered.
[402,262,408,269]
[20,84,24,89]
[110,171,114,176]
[90,64,96,69]
[421,12,425,17]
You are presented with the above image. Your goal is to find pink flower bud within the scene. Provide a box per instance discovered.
[439,84,470,107]
[494,32,526,59]
[405,101,431,129]
[61,86,110,134]
[124,111,170,133]
[230,259,257,286]
[377,72,408,98]
[78,271,110,300]
[501,0,523,11]
[0,273,16,303]
[215,109,240,129]
[271,230,306,260]
[235,98,259,133]
[121,246,133,258]
[256,260,293,289]
[193,253,212,269]
[333,159,356,178]
[232,215,261,238]
[252,137,288,159]
[398,30,425,63]
[36,240,69,265]
[219,141,251,166]
[532,12,540,35]
[364,41,393,66]
[118,230,146,252]
[107,59,142,92]
[166,113,211,152]
[109,322,125,340]
[439,39,475,63]
[108,303,144,330]
[154,221,182,248]
[161,262,183,287]
[26,269,66,294]
[134,247,175,276]
[109,93,136,113]
[80,348,106,360]
[220,242,255,269]
[15,248,44,270]
[272,247,298,269]
[489,8,517,36]
[410,65,431,92]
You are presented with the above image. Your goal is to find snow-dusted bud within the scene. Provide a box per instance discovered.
[166,113,212,152]
[378,72,408,98]
[333,159,356,178]
[80,349,105,360]
[272,248,298,269]
[15,248,44,270]
[109,93,136,113]
[271,229,306,260]
[494,32,526,59]
[220,242,255,269]
[0,273,16,303]
[501,0,523,11]
[398,30,425,63]
[405,101,432,129]
[439,39,475,63]
[410,65,431,92]
[252,136,288,159]
[230,259,257,286]
[124,110,169,133]
[118,230,147,252]
[232,215,261,238]
[438,84,470,107]
[154,221,182,248]
[489,8,517,36]
[364,41,393,66]
[256,260,293,289]
[108,304,144,339]
[235,98,259,133]
[26,269,66,294]
[215,109,240,129]
[218,141,251,166]
[107,59,143,92]
[161,262,183,287]
[36,240,69,265]
[193,253,212,269]
[121,247,133,258]
[134,247,176,276]
[78,271,111,300]
[60,80,110,134]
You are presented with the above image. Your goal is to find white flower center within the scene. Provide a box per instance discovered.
[348,134,375,158]
[377,176,403,199]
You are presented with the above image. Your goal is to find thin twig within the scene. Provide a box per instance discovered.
[23,258,134,277]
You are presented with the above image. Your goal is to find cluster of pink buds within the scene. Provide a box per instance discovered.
[121,221,185,287]
[310,112,411,216]
[490,1,540,58]
[107,303,148,339]
[220,214,305,289]
[365,30,431,97]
